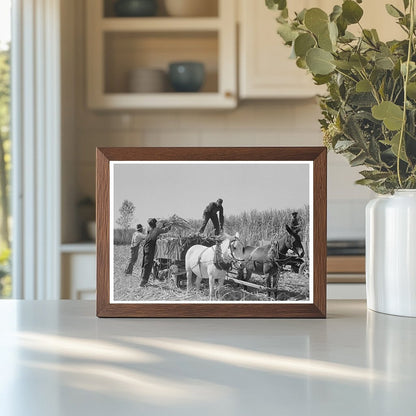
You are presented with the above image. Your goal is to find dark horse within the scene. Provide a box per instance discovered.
[238,226,305,298]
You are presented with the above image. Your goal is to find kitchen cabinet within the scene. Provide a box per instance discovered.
[239,0,325,99]
[61,245,96,300]
[86,0,237,109]
[238,0,404,99]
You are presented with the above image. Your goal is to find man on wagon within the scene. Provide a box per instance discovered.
[140,218,171,287]
[124,224,146,275]
[199,198,224,236]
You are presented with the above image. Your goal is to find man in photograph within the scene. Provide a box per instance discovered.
[124,224,146,275]
[199,198,224,236]
[140,218,171,287]
[290,212,301,235]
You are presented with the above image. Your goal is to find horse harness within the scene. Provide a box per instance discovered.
[194,237,241,274]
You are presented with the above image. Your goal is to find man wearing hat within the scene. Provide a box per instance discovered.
[124,224,146,275]
[140,218,171,287]
[199,198,224,236]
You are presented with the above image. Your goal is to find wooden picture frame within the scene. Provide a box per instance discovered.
[96,147,327,318]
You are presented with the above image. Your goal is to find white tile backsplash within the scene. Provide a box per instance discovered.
[73,99,369,240]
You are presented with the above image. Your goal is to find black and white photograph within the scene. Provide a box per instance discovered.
[110,161,313,303]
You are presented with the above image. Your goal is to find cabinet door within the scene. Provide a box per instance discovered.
[239,0,404,99]
[239,0,325,99]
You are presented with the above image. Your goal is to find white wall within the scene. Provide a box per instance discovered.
[61,0,374,243]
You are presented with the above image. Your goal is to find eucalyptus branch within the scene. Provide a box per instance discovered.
[358,69,381,104]
[397,0,415,188]
[334,68,359,84]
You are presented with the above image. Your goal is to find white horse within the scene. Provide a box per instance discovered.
[185,233,244,301]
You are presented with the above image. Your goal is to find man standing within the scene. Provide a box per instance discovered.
[199,198,224,236]
[290,212,301,235]
[124,224,146,275]
[140,218,171,287]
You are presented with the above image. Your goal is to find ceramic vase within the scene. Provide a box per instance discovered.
[366,190,416,317]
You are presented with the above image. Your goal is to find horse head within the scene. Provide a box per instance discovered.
[285,225,305,258]
[222,232,245,262]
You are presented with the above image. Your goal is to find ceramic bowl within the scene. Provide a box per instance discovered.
[128,68,167,93]
[114,0,158,17]
[164,0,217,17]
[168,62,205,92]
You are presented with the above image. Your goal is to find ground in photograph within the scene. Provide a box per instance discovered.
[114,246,310,302]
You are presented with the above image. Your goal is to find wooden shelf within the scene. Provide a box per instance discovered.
[101,17,221,32]
[327,256,365,274]
[89,92,235,110]
[61,243,96,253]
[327,256,365,283]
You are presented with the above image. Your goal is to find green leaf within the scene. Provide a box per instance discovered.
[407,82,416,99]
[350,151,367,167]
[306,48,335,75]
[350,54,368,70]
[360,170,391,181]
[313,74,332,85]
[333,60,353,70]
[372,101,404,131]
[339,31,356,43]
[371,29,380,42]
[277,23,298,43]
[385,4,404,18]
[342,0,364,24]
[330,5,342,22]
[296,8,307,23]
[304,8,329,35]
[382,132,409,162]
[375,55,395,70]
[356,79,372,92]
[318,27,334,52]
[294,33,316,58]
[296,57,307,69]
[266,0,287,11]
[334,139,355,152]
[328,21,338,44]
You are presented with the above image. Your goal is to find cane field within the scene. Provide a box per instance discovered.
[113,206,310,302]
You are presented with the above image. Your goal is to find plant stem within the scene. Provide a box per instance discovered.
[397,0,415,188]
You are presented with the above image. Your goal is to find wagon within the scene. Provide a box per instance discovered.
[152,234,217,287]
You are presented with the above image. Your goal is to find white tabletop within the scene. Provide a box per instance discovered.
[0,300,415,416]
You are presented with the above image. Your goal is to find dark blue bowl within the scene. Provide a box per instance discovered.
[168,62,205,93]
[114,0,157,17]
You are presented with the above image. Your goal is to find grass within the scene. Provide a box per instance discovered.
[113,245,309,302]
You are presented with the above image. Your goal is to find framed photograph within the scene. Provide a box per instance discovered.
[96,147,327,318]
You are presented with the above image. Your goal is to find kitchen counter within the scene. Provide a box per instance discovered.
[0,300,415,415]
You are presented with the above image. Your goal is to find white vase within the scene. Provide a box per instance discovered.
[366,190,416,317]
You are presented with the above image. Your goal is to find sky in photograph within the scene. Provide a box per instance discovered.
[113,162,310,227]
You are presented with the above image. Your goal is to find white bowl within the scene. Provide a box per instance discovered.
[128,68,167,93]
[164,0,218,17]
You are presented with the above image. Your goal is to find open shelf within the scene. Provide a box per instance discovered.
[104,31,218,94]
[87,0,236,109]
[103,0,219,18]
[101,17,221,32]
